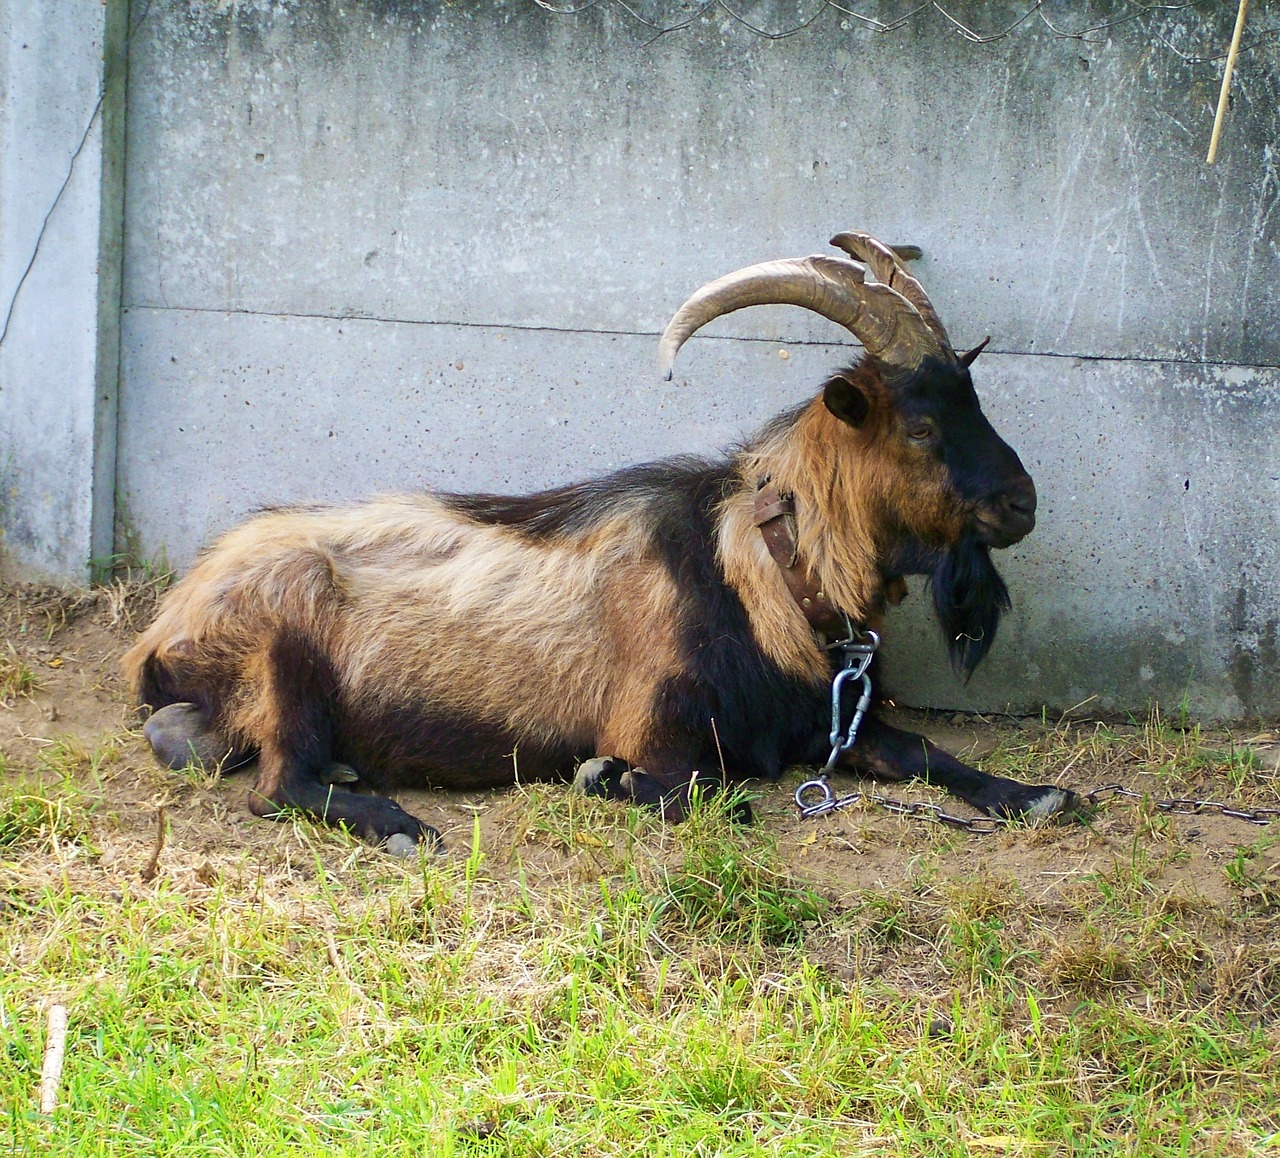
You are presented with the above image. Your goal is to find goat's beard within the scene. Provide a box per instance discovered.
[928,534,1011,680]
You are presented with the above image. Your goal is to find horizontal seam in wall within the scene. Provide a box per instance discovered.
[121,303,1280,372]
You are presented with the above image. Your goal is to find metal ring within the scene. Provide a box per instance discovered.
[795,778,833,810]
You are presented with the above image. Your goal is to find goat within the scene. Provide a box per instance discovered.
[124,232,1079,849]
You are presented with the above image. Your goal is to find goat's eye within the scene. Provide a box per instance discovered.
[907,425,934,442]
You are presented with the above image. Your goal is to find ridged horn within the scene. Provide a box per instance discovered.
[828,231,953,352]
[658,244,953,381]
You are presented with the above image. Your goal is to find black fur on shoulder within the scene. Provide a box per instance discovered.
[644,467,830,779]
[446,458,829,779]
[929,534,1011,679]
[439,456,721,539]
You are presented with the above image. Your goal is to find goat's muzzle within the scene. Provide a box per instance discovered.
[973,474,1037,548]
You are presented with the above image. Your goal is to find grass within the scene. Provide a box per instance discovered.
[1,712,1279,1155]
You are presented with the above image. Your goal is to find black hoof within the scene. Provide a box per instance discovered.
[253,786,443,852]
[987,784,1084,823]
[572,756,632,800]
[143,702,246,771]
[352,801,443,851]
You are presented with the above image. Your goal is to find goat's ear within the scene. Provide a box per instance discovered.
[823,373,870,428]
[959,336,991,367]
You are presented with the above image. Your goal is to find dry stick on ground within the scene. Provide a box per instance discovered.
[324,930,350,981]
[1206,0,1250,164]
[38,1004,68,1114]
[139,806,166,882]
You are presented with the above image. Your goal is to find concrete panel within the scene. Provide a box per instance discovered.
[119,310,1280,719]
[116,306,825,562]
[114,0,1280,719]
[0,0,125,580]
[122,0,1279,364]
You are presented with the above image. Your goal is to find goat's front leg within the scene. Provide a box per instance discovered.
[573,756,753,823]
[838,713,1080,821]
[247,756,440,850]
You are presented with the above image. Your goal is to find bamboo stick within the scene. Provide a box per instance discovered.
[1206,0,1250,164]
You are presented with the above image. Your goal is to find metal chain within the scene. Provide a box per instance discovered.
[794,777,1278,830]
[794,777,1010,832]
[800,625,1277,834]
[1083,783,1280,827]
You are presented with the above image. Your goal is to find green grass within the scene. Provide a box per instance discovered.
[1,722,1279,1156]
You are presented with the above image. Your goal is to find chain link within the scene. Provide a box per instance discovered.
[1083,784,1279,826]
[794,777,1010,832]
[794,777,1278,831]
[820,630,879,774]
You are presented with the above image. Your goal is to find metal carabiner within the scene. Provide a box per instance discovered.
[820,629,879,773]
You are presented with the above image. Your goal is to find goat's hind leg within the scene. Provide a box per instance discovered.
[141,702,356,785]
[841,713,1081,821]
[245,631,442,851]
[143,702,250,772]
[135,646,249,773]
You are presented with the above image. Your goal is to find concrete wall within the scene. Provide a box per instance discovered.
[0,0,126,580]
[11,0,1280,718]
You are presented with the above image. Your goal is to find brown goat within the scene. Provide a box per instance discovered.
[124,232,1079,849]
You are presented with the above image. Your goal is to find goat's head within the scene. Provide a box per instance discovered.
[659,231,1036,675]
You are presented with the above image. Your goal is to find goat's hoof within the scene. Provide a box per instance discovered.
[573,756,631,799]
[143,702,242,772]
[995,785,1083,824]
[350,797,444,852]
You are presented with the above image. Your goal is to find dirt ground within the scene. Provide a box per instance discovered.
[3,577,1278,924]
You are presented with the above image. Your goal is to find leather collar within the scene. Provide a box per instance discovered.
[752,483,848,634]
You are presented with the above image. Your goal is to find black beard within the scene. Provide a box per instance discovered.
[928,534,1011,680]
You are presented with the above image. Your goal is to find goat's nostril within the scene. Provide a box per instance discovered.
[1005,478,1037,517]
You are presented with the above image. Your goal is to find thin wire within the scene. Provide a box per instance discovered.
[530,0,1277,66]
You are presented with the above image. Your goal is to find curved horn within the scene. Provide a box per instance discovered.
[658,250,952,380]
[828,231,953,353]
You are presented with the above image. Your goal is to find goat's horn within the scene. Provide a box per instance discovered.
[828,232,953,352]
[658,251,952,380]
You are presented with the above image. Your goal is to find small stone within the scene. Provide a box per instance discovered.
[384,833,419,858]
